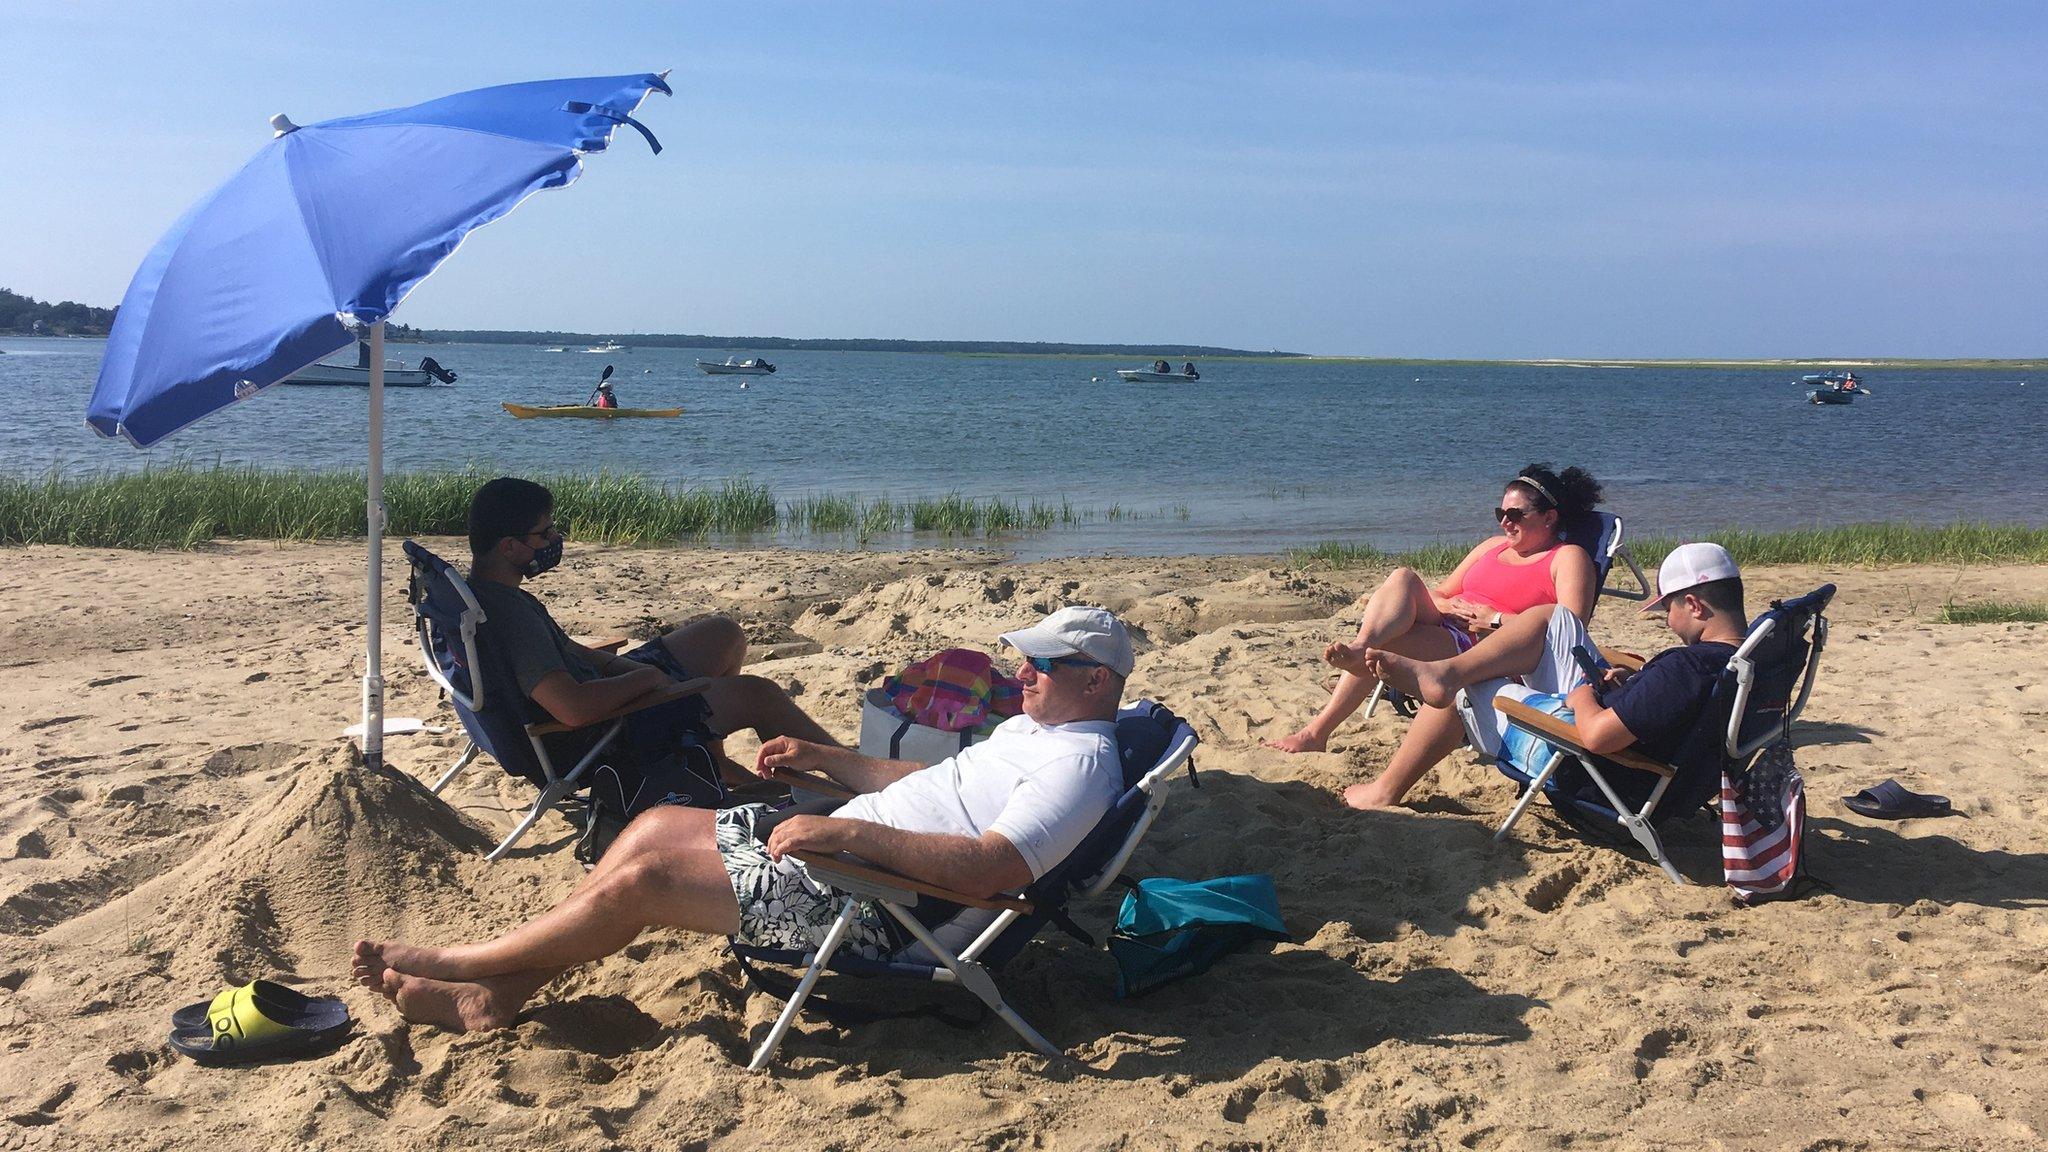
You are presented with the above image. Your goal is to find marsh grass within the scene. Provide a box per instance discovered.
[1935,599,2048,624]
[1286,522,2048,574]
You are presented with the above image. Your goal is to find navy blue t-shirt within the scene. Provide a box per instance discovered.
[1604,641,1737,764]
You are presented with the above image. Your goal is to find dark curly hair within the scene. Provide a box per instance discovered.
[1506,463,1604,551]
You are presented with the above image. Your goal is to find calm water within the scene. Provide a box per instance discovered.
[4,336,2044,557]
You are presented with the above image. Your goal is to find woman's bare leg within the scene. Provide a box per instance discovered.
[1343,701,1468,810]
[1266,569,1454,753]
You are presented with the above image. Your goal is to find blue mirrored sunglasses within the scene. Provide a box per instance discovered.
[1025,654,1100,674]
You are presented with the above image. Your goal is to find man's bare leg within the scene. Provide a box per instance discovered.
[1364,607,1559,709]
[353,806,740,998]
[1343,701,1468,810]
[698,674,840,748]
[662,615,747,678]
[1266,569,1458,754]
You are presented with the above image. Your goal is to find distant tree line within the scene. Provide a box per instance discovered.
[1,288,116,336]
[408,329,1304,357]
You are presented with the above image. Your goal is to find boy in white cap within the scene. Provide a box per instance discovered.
[352,606,1135,1033]
[1355,543,1749,777]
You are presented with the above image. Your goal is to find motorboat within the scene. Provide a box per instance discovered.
[542,346,567,353]
[583,340,626,353]
[1801,371,1868,405]
[1117,364,1201,383]
[285,340,456,387]
[502,402,682,419]
[697,356,777,375]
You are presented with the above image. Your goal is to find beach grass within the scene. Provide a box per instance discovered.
[1284,522,2048,574]
[1935,599,2048,625]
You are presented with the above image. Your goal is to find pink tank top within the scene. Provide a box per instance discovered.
[1460,538,1560,615]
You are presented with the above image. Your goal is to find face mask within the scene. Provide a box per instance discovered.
[522,536,563,577]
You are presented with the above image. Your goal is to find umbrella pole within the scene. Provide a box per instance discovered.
[362,320,387,770]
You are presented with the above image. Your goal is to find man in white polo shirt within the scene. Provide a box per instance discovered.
[352,606,1134,1033]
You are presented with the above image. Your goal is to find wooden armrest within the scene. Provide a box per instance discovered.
[576,635,629,654]
[789,850,1035,914]
[766,766,859,801]
[1495,697,1674,779]
[527,676,714,736]
[1604,649,1645,672]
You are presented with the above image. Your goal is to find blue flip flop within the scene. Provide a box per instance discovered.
[1843,779,1953,820]
[167,980,351,1065]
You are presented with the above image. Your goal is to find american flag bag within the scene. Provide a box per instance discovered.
[1721,737,1805,903]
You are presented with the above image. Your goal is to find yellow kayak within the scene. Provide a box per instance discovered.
[501,402,683,419]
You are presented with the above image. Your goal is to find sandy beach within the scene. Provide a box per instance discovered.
[1,540,2043,1150]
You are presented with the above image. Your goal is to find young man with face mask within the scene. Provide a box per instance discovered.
[464,477,838,768]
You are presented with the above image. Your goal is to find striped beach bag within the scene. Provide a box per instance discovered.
[1721,738,1806,903]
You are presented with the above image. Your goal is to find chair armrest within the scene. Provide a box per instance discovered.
[579,636,629,654]
[764,766,859,800]
[1495,697,1674,779]
[789,850,1035,914]
[526,676,714,736]
[1604,650,1645,672]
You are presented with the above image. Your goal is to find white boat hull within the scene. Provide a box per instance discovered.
[698,360,776,375]
[1116,369,1200,382]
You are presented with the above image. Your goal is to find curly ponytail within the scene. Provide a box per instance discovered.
[1509,463,1604,548]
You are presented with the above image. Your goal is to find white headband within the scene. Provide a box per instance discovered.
[1514,475,1556,507]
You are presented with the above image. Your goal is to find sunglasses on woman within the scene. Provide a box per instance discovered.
[1494,506,1542,524]
[1024,655,1100,674]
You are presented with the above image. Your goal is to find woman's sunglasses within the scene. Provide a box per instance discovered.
[1495,506,1541,524]
[1024,655,1100,674]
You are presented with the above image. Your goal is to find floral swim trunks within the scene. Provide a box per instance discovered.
[714,804,896,961]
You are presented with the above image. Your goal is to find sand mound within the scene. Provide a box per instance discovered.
[49,749,504,985]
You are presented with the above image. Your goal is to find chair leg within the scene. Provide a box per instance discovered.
[1579,764,1688,885]
[883,905,1062,1060]
[1362,680,1386,722]
[430,742,481,795]
[486,776,576,862]
[1495,749,1567,842]
[748,898,859,1071]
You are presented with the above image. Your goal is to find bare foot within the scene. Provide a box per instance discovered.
[353,938,450,982]
[1342,779,1404,811]
[375,970,522,1033]
[1262,727,1329,754]
[351,940,390,990]
[1365,649,1458,709]
[1323,640,1373,676]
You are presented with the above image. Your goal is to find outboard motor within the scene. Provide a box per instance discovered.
[419,357,457,384]
[759,360,776,374]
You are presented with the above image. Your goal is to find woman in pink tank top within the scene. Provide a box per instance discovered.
[1266,464,1602,810]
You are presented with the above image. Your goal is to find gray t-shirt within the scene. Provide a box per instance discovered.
[468,579,599,706]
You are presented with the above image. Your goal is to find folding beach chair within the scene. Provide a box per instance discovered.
[733,700,1200,1070]
[1363,511,1650,722]
[403,541,715,861]
[1488,584,1834,883]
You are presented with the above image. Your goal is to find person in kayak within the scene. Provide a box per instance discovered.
[590,381,618,409]
[1264,464,1605,810]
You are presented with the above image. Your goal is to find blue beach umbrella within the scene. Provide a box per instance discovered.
[85,72,671,769]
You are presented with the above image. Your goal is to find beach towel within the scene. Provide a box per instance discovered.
[882,648,1023,735]
[1721,738,1806,903]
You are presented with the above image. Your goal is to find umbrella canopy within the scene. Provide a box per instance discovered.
[84,73,670,770]
[87,72,669,445]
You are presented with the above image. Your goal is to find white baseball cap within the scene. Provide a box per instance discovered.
[999,606,1135,676]
[1646,542,1742,611]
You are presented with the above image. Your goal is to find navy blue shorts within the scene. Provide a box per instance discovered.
[620,640,719,747]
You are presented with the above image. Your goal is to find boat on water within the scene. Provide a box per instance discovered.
[502,401,682,420]
[697,356,777,375]
[1802,371,1869,405]
[542,346,567,353]
[1117,368,1201,382]
[583,340,625,353]
[285,340,456,387]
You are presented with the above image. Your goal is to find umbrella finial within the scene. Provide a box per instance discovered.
[270,114,300,137]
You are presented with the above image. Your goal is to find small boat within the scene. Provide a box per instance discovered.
[501,402,682,419]
[583,340,625,353]
[1117,367,1201,382]
[542,346,566,353]
[1801,371,1868,404]
[697,356,777,375]
[286,340,456,387]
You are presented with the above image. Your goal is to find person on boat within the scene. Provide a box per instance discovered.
[1154,359,1171,373]
[350,606,1135,1033]
[591,381,618,409]
[1182,362,1198,377]
[1263,464,1604,810]
[460,478,837,785]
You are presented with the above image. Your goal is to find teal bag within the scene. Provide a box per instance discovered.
[1108,874,1287,998]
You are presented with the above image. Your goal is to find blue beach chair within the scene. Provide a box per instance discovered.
[402,541,714,861]
[1363,510,1650,722]
[1487,585,1834,883]
[734,701,1200,1070]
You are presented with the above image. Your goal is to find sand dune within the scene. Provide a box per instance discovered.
[1,541,2042,1149]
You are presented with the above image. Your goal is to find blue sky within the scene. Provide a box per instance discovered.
[3,2,2043,356]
